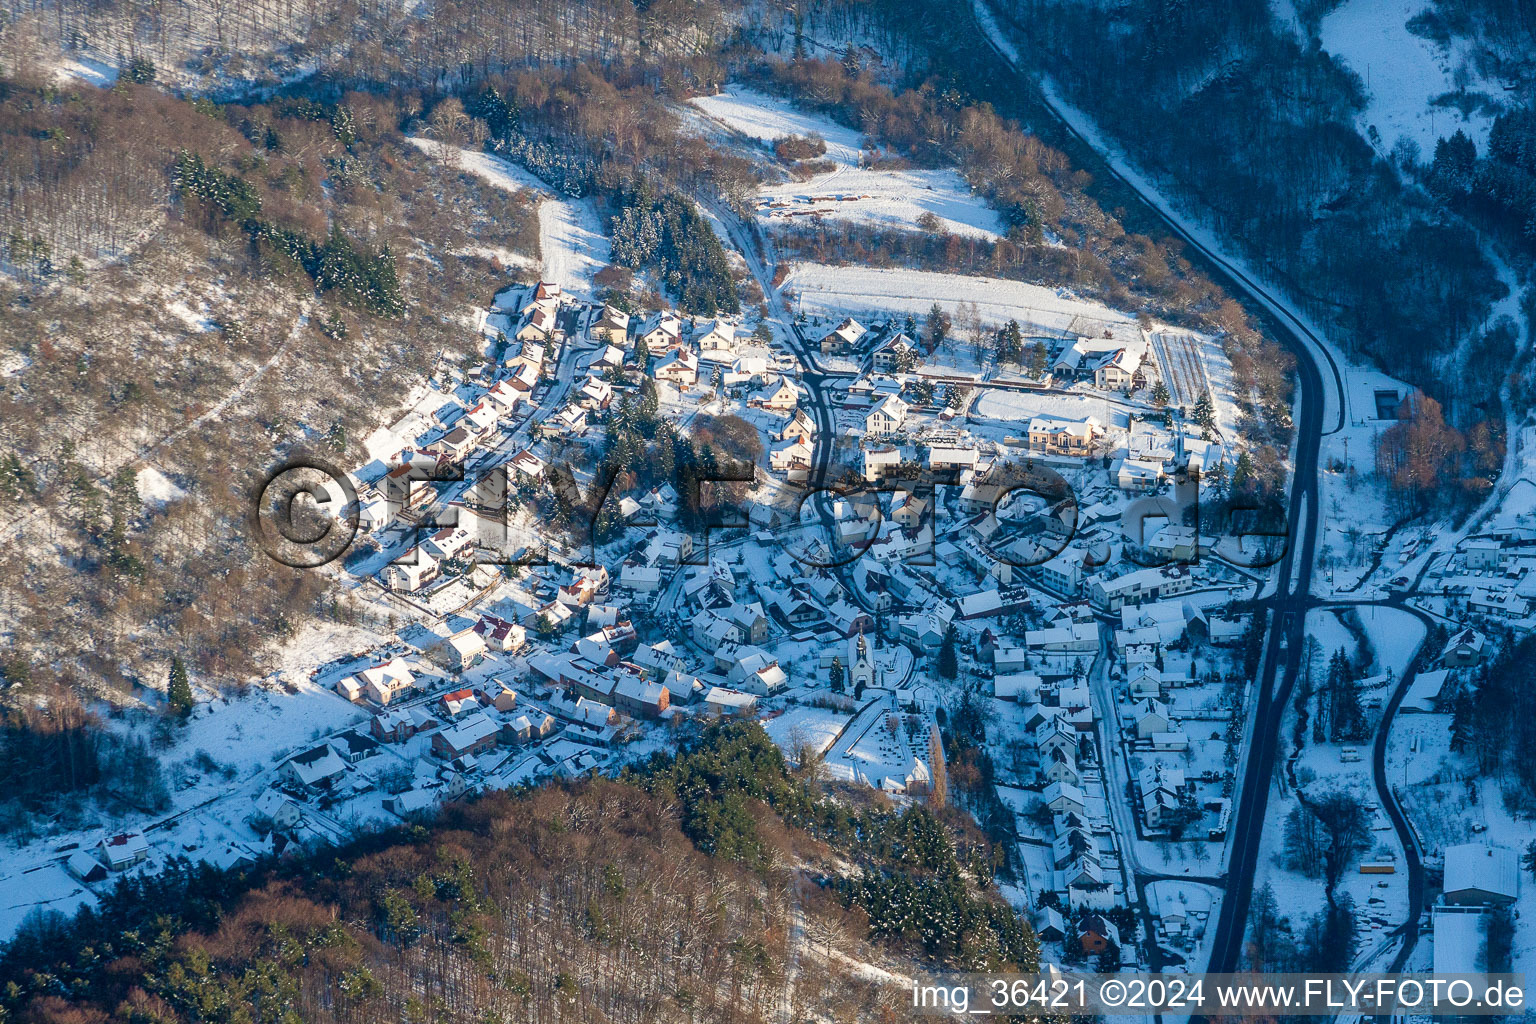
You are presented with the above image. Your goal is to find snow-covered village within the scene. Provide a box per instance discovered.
[3,5,1536,1011]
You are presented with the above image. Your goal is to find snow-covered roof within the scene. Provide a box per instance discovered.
[1443,844,1519,902]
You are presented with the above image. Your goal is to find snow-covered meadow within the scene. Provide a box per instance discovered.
[782,263,1132,335]
[1319,0,1503,157]
[688,87,1004,239]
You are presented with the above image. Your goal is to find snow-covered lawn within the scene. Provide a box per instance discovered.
[1320,0,1500,156]
[406,139,611,300]
[972,389,1132,430]
[688,87,1004,239]
[762,705,851,761]
[782,263,1133,335]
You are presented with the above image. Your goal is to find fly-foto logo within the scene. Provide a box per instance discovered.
[251,452,1289,573]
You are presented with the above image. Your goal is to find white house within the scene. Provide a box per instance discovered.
[361,659,415,706]
[865,394,908,436]
[94,832,150,871]
[1043,781,1086,816]
[637,312,683,349]
[692,319,737,357]
[1117,458,1165,492]
[385,549,440,592]
[430,630,487,672]
[422,525,474,562]
[1135,698,1171,737]
[653,346,699,386]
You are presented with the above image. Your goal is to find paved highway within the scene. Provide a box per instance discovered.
[968,0,1339,977]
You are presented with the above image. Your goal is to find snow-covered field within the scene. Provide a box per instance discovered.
[783,263,1132,335]
[688,88,1004,240]
[972,389,1131,430]
[1319,0,1500,156]
[407,139,611,300]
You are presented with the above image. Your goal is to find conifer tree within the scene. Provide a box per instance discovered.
[168,656,193,718]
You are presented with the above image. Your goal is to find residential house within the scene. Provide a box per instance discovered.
[362,659,415,706]
[614,676,670,718]
[591,306,630,345]
[422,525,473,563]
[370,705,436,743]
[1135,698,1171,737]
[749,376,801,411]
[928,445,979,473]
[692,319,737,358]
[1035,907,1068,943]
[633,640,689,677]
[819,316,867,355]
[552,404,588,435]
[1089,565,1194,612]
[771,438,813,474]
[474,615,527,653]
[431,712,500,760]
[279,744,348,792]
[1117,458,1166,492]
[94,832,150,871]
[500,711,555,745]
[870,331,916,373]
[1043,781,1086,816]
[637,312,683,349]
[430,630,487,673]
[1036,550,1084,596]
[1092,347,1143,390]
[862,444,904,482]
[1138,763,1187,830]
[516,304,559,343]
[1440,627,1486,668]
[702,686,758,716]
[621,562,663,592]
[1077,914,1121,955]
[777,407,817,446]
[865,394,908,436]
[653,346,699,386]
[1028,417,1098,456]
[576,376,614,411]
[589,344,625,372]
[384,549,440,592]
[509,449,547,484]
[437,687,482,719]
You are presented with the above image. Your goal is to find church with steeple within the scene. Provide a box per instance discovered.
[848,628,875,691]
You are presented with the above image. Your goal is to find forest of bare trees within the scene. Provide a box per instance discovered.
[990,0,1515,431]
[0,73,539,726]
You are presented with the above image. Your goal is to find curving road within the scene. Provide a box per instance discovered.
[967,0,1348,979]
